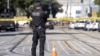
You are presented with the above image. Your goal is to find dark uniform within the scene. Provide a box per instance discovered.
[31,2,47,56]
[15,22,19,31]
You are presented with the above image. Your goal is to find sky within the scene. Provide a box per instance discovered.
[91,0,94,2]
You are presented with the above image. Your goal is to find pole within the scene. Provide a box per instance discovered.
[99,6,100,11]
[7,0,10,9]
[81,0,84,17]
[66,4,68,16]
[49,1,53,18]
[87,0,92,17]
[70,0,71,17]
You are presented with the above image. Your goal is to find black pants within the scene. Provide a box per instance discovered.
[31,26,46,56]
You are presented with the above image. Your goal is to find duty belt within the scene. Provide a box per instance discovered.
[35,26,42,29]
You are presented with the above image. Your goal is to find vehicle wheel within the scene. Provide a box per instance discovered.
[76,28,79,30]
[11,28,16,31]
[98,29,100,32]
[83,28,87,31]
[92,29,96,31]
[49,27,54,29]
[6,29,9,32]
[74,27,77,29]
[68,27,71,29]
[49,26,54,29]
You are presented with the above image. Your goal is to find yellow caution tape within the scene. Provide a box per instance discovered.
[0,16,32,21]
[0,19,32,21]
[0,16,100,21]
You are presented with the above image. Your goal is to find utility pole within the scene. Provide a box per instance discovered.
[7,0,10,9]
[66,4,68,16]
[87,0,92,17]
[48,1,53,18]
[81,0,84,17]
[69,0,72,17]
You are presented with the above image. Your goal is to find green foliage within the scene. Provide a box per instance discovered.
[97,10,100,17]
[0,0,60,16]
[0,0,60,10]
[94,0,100,6]
[0,0,6,9]
[41,0,61,7]
[17,0,33,9]
[94,0,100,17]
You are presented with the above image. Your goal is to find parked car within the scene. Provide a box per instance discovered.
[84,21,93,31]
[74,21,88,29]
[92,21,99,31]
[98,21,100,32]
[45,21,54,29]
[68,22,75,29]
[84,20,99,31]
[0,10,16,31]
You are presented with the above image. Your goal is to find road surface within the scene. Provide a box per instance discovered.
[0,26,100,56]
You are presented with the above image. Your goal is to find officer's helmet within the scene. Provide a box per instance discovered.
[34,1,42,8]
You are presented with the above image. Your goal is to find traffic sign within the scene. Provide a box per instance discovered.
[92,11,97,17]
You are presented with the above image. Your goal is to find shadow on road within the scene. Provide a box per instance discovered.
[0,32,83,36]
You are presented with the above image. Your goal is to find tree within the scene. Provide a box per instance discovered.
[17,0,60,17]
[0,0,60,16]
[94,0,100,6]
[41,0,60,18]
[94,0,100,17]
[0,0,7,11]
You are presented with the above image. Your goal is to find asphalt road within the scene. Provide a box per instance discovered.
[0,26,100,56]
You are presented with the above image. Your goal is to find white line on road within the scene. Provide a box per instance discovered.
[22,47,25,53]
[27,40,30,44]
[57,41,68,54]
[0,41,6,45]
[29,47,31,53]
[45,40,50,51]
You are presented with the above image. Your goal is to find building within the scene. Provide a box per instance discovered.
[56,0,99,17]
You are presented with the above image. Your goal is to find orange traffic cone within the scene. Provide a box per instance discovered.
[51,44,57,56]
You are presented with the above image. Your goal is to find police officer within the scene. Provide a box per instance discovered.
[15,22,19,31]
[31,1,47,56]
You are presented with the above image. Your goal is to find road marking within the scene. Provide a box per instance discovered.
[46,40,50,51]
[22,47,25,53]
[27,40,30,44]
[6,49,10,52]
[57,41,68,54]
[29,47,31,52]
[0,41,6,45]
